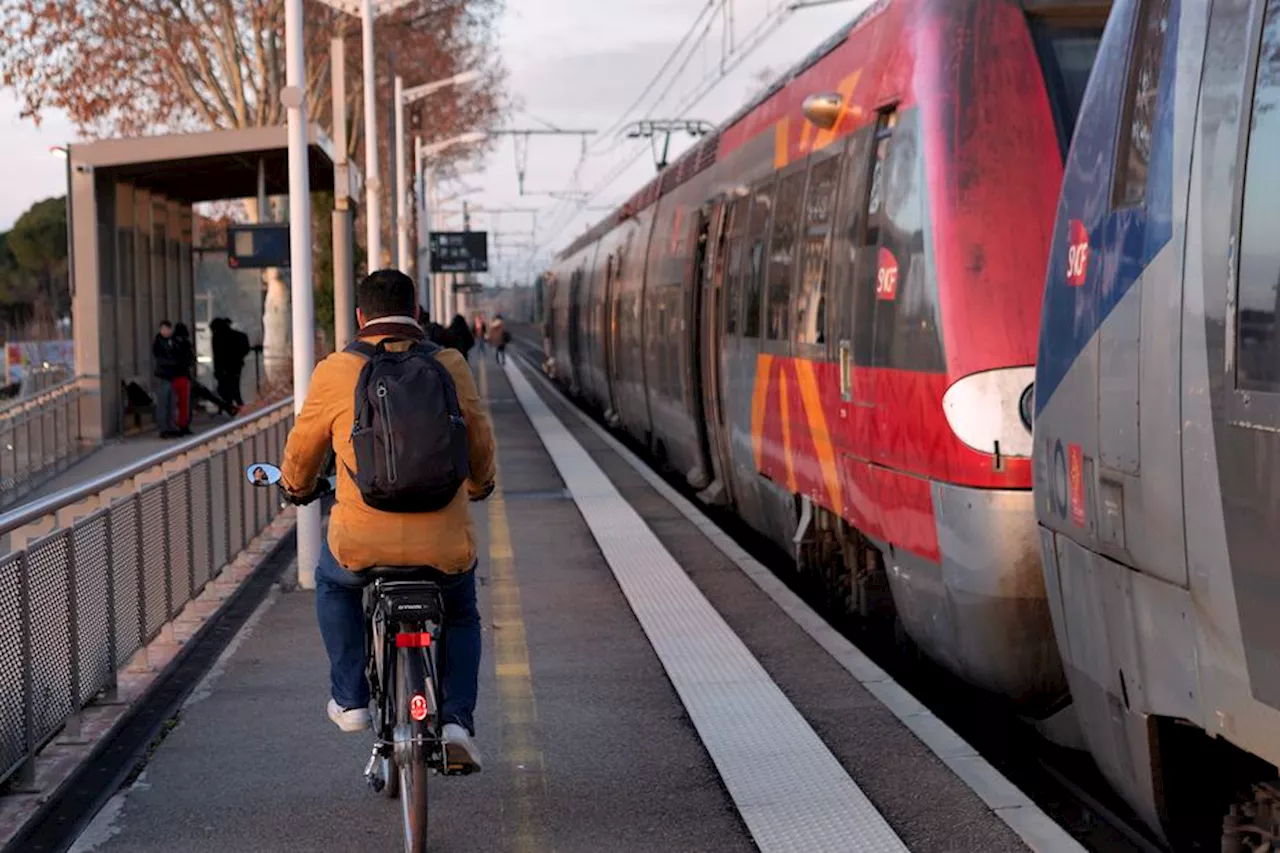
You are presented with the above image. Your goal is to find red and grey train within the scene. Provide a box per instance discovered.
[541,0,1108,728]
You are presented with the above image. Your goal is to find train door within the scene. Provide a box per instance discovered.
[567,267,583,393]
[834,110,897,419]
[693,200,734,505]
[602,252,619,421]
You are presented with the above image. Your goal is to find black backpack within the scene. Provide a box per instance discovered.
[345,337,470,513]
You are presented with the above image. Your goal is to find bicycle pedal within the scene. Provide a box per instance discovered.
[444,762,478,777]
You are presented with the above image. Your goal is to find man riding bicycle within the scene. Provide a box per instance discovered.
[279,269,495,773]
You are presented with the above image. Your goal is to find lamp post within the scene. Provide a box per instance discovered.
[394,70,480,275]
[415,132,485,320]
[283,0,319,587]
[316,0,413,271]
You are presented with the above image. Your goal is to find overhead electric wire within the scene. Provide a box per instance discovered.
[527,3,796,261]
[515,0,803,281]
[590,0,720,151]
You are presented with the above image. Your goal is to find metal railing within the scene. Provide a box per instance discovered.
[0,397,295,789]
[14,365,70,400]
[0,380,90,510]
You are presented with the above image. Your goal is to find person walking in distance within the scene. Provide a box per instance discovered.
[280,269,496,771]
[487,314,508,365]
[152,321,182,438]
[473,313,487,355]
[211,317,249,411]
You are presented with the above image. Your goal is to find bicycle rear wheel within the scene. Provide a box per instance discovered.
[398,758,429,853]
[396,647,432,853]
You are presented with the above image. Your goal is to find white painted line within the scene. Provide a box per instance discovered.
[510,355,1087,853]
[504,361,909,853]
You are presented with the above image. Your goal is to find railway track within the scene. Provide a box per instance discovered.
[502,330,1176,853]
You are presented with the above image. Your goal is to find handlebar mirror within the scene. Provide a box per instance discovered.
[246,463,282,486]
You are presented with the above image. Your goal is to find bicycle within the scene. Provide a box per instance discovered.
[246,463,476,853]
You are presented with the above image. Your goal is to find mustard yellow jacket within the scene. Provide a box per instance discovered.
[280,323,496,573]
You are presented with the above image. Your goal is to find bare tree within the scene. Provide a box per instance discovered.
[1,0,508,380]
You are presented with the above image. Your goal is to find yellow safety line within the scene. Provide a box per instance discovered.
[482,359,548,853]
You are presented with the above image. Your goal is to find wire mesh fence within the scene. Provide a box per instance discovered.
[0,404,294,789]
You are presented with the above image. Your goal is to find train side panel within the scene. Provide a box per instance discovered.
[1032,0,1280,838]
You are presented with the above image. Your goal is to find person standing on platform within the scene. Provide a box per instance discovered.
[172,323,197,436]
[487,314,508,365]
[473,314,487,354]
[211,317,249,411]
[446,314,475,360]
[152,321,181,438]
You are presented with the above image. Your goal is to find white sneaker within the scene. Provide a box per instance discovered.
[327,698,371,732]
[442,723,483,773]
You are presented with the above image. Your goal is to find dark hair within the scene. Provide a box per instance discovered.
[174,322,190,338]
[158,320,172,329]
[357,269,415,320]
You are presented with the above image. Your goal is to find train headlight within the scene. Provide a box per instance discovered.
[941,367,1036,459]
[1019,383,1035,432]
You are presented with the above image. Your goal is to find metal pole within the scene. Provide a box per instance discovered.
[361,0,381,273]
[394,75,410,273]
[415,137,427,309]
[332,36,356,350]
[257,158,267,220]
[427,168,439,322]
[285,0,319,589]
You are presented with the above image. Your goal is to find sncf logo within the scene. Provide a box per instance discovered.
[876,247,899,301]
[1066,219,1089,287]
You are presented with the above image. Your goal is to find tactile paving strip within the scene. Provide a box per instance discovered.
[505,361,910,853]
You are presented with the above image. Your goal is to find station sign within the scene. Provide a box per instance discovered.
[228,224,290,269]
[453,281,484,294]
[429,231,488,273]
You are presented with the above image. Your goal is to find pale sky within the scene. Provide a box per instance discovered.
[0,0,860,281]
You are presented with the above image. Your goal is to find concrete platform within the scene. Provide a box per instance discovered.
[64,356,1081,853]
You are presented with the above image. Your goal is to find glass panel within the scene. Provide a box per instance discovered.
[765,171,805,341]
[1237,0,1280,392]
[723,197,749,335]
[794,153,842,345]
[852,112,897,365]
[743,181,774,339]
[1113,0,1171,208]
[869,109,942,371]
[1030,20,1105,152]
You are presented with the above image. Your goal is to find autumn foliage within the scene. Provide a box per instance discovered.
[0,0,508,169]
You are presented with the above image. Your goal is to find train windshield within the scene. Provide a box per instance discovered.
[1029,19,1105,154]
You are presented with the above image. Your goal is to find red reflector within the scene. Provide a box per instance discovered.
[395,632,432,648]
[410,694,428,721]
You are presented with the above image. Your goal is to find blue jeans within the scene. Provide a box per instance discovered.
[155,379,176,433]
[315,543,482,735]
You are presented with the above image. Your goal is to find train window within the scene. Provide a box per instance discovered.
[1236,0,1280,393]
[847,109,942,370]
[743,181,774,339]
[766,171,805,341]
[1028,19,1105,154]
[1112,0,1171,209]
[851,111,897,365]
[794,153,842,346]
[723,197,749,335]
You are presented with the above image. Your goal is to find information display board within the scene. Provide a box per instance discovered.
[228,224,291,269]
[429,231,488,273]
